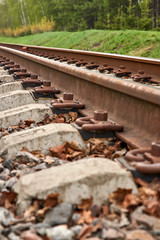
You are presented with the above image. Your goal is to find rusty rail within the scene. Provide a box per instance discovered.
[0,42,160,82]
[0,45,159,148]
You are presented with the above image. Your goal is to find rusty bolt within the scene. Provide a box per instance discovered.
[63,93,74,100]
[151,143,160,157]
[138,70,145,75]
[31,74,38,79]
[120,66,126,70]
[43,81,51,86]
[94,111,108,121]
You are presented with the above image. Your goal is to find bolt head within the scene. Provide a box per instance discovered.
[138,70,144,74]
[63,93,74,100]
[31,75,38,79]
[120,65,125,69]
[94,111,108,121]
[43,81,51,86]
[151,143,160,157]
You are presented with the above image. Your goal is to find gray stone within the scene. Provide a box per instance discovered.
[72,213,81,225]
[16,151,40,164]
[131,211,160,230]
[8,232,20,240]
[11,222,32,234]
[126,230,155,240]
[0,163,4,173]
[0,207,15,226]
[10,170,22,177]
[0,224,4,234]
[5,177,17,190]
[2,159,13,171]
[70,225,83,236]
[14,158,137,214]
[32,223,50,236]
[17,164,27,171]
[34,163,47,171]
[0,234,8,240]
[46,226,74,240]
[101,228,125,239]
[43,202,74,226]
[2,168,10,176]
[0,180,5,191]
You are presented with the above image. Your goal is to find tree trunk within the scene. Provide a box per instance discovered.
[19,0,27,26]
[23,0,31,25]
[38,0,45,17]
[156,0,159,27]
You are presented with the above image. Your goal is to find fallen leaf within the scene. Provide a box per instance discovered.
[44,193,59,208]
[24,200,39,219]
[122,193,139,209]
[21,147,29,152]
[78,210,94,225]
[109,188,132,206]
[102,204,110,216]
[25,118,35,126]
[78,198,93,210]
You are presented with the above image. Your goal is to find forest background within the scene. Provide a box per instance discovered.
[0,0,160,37]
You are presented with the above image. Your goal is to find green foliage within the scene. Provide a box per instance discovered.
[0,0,159,35]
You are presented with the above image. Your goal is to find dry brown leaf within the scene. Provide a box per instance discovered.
[21,147,29,152]
[30,150,44,158]
[138,187,156,202]
[19,124,27,129]
[109,188,132,206]
[25,118,35,126]
[78,210,94,225]
[134,178,148,187]
[122,193,139,209]
[0,192,17,207]
[49,143,66,158]
[24,200,39,219]
[53,117,65,123]
[2,132,9,136]
[49,142,84,161]
[78,198,93,210]
[69,112,78,121]
[143,198,160,217]
[102,204,110,216]
[10,125,20,130]
[44,193,59,208]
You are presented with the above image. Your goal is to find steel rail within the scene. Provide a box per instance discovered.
[0,45,159,148]
[0,42,160,82]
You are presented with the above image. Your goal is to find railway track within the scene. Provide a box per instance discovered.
[0,43,159,148]
[0,43,160,239]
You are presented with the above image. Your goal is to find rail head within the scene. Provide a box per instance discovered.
[0,42,160,65]
[0,46,159,106]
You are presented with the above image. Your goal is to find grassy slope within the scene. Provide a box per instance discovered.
[0,30,160,59]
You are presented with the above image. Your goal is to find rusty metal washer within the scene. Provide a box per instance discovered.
[51,93,85,109]
[76,111,123,132]
[125,143,160,174]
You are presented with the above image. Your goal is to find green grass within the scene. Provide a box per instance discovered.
[0,29,160,59]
